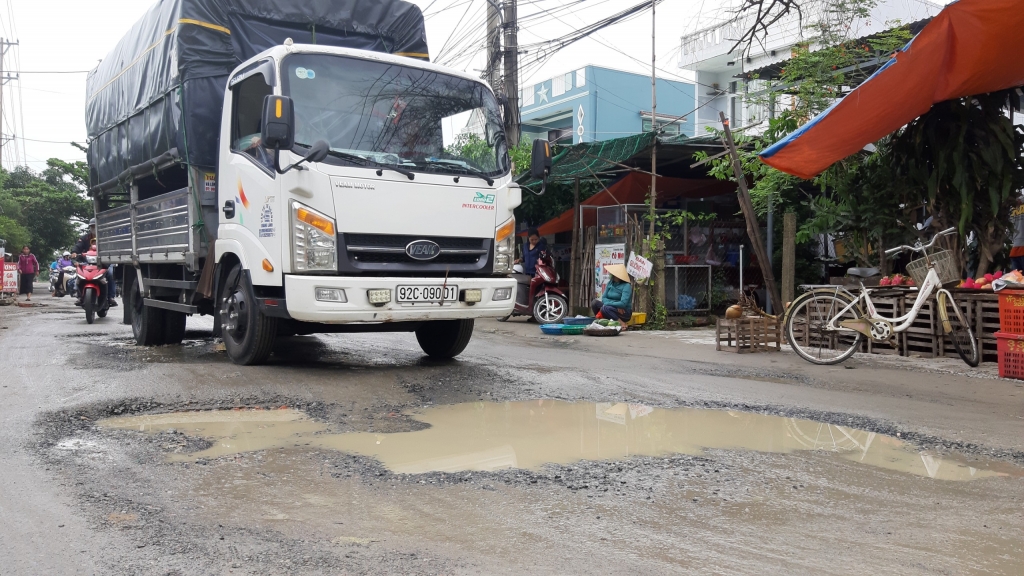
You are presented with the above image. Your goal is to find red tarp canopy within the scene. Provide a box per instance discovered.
[528,172,735,237]
[760,0,1024,179]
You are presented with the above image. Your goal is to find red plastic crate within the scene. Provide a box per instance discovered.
[997,290,1024,334]
[995,331,1024,379]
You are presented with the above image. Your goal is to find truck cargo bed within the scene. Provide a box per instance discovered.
[96,186,205,267]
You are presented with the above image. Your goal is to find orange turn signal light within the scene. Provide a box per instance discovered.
[262,259,274,272]
[495,218,515,243]
[296,207,335,235]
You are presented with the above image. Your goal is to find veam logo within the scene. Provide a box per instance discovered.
[406,240,441,261]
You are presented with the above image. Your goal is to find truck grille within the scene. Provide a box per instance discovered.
[339,233,493,276]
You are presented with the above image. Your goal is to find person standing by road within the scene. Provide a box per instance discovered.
[517,228,548,276]
[17,245,39,302]
[1010,197,1024,271]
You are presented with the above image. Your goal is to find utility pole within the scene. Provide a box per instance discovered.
[485,0,502,93]
[647,0,657,240]
[501,0,520,147]
[0,38,19,171]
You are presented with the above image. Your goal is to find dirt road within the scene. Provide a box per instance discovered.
[1,292,1022,574]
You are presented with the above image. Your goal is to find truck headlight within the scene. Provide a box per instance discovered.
[292,201,337,273]
[493,217,515,273]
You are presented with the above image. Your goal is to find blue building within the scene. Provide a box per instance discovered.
[519,65,696,144]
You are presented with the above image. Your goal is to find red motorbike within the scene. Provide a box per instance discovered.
[76,250,111,324]
[501,252,568,324]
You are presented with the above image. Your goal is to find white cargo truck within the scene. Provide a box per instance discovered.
[88,0,519,364]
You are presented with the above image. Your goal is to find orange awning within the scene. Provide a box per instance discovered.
[760,0,1024,179]
[529,172,734,236]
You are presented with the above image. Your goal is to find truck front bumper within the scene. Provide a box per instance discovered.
[283,275,516,323]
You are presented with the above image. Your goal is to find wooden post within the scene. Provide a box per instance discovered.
[782,212,796,306]
[719,111,783,315]
[569,177,581,313]
[654,237,665,313]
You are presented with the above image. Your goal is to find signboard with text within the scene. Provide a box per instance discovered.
[2,262,18,293]
[627,252,653,281]
[594,243,626,298]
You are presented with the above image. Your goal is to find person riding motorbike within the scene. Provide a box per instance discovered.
[53,251,74,296]
[74,219,117,307]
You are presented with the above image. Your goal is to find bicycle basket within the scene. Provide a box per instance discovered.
[905,250,959,286]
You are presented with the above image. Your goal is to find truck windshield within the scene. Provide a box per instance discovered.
[282,53,509,179]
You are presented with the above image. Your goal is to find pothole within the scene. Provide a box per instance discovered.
[98,401,1022,481]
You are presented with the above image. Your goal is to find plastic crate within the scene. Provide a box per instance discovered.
[540,324,566,335]
[995,331,1024,379]
[997,290,1024,334]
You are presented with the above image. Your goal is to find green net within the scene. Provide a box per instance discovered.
[518,132,656,186]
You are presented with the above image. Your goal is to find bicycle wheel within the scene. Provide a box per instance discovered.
[938,290,979,367]
[785,290,864,365]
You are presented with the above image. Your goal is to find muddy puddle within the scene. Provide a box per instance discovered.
[98,401,1021,481]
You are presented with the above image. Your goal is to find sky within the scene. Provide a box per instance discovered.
[0,0,731,171]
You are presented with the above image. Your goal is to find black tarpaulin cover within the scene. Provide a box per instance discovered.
[86,0,429,188]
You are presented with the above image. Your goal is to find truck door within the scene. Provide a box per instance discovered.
[220,67,283,286]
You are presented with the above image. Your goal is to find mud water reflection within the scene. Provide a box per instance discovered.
[99,401,1019,481]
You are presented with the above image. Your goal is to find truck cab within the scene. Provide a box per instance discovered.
[204,43,518,363]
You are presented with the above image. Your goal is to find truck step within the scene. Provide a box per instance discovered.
[144,278,199,290]
[143,298,198,314]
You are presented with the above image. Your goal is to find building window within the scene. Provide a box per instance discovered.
[523,85,535,107]
[564,72,573,91]
[576,68,586,87]
[552,74,565,97]
[642,118,681,136]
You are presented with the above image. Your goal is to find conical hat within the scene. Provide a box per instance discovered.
[605,263,630,282]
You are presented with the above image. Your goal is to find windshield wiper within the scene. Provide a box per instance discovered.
[418,158,494,186]
[324,149,415,180]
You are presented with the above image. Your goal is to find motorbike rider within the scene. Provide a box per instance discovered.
[516,228,548,276]
[54,251,74,295]
[74,219,117,307]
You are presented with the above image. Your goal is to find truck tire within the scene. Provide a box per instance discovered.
[219,264,276,365]
[162,310,187,345]
[416,319,474,359]
[130,280,164,346]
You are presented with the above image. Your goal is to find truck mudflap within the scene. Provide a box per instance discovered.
[283,275,516,324]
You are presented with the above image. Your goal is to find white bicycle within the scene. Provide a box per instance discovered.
[784,227,979,367]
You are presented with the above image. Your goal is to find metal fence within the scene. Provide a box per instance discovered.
[666,265,712,313]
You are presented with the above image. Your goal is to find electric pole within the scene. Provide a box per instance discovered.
[0,38,19,171]
[648,0,657,239]
[501,0,520,147]
[485,0,502,93]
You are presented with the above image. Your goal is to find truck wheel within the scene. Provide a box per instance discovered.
[219,264,276,365]
[83,288,96,324]
[162,311,187,345]
[416,319,474,359]
[130,280,164,346]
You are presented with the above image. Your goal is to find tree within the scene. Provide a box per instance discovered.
[0,160,92,260]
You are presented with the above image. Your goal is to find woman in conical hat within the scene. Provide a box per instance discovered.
[591,263,632,322]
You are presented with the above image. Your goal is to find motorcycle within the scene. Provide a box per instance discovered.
[50,265,77,297]
[75,251,110,324]
[500,252,568,324]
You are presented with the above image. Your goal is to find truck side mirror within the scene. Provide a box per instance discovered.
[261,95,295,150]
[530,139,552,195]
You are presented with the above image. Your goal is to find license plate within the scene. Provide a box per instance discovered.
[397,285,458,303]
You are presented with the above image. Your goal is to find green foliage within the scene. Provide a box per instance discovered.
[642,302,668,331]
[710,268,732,311]
[891,90,1024,276]
[0,160,92,260]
